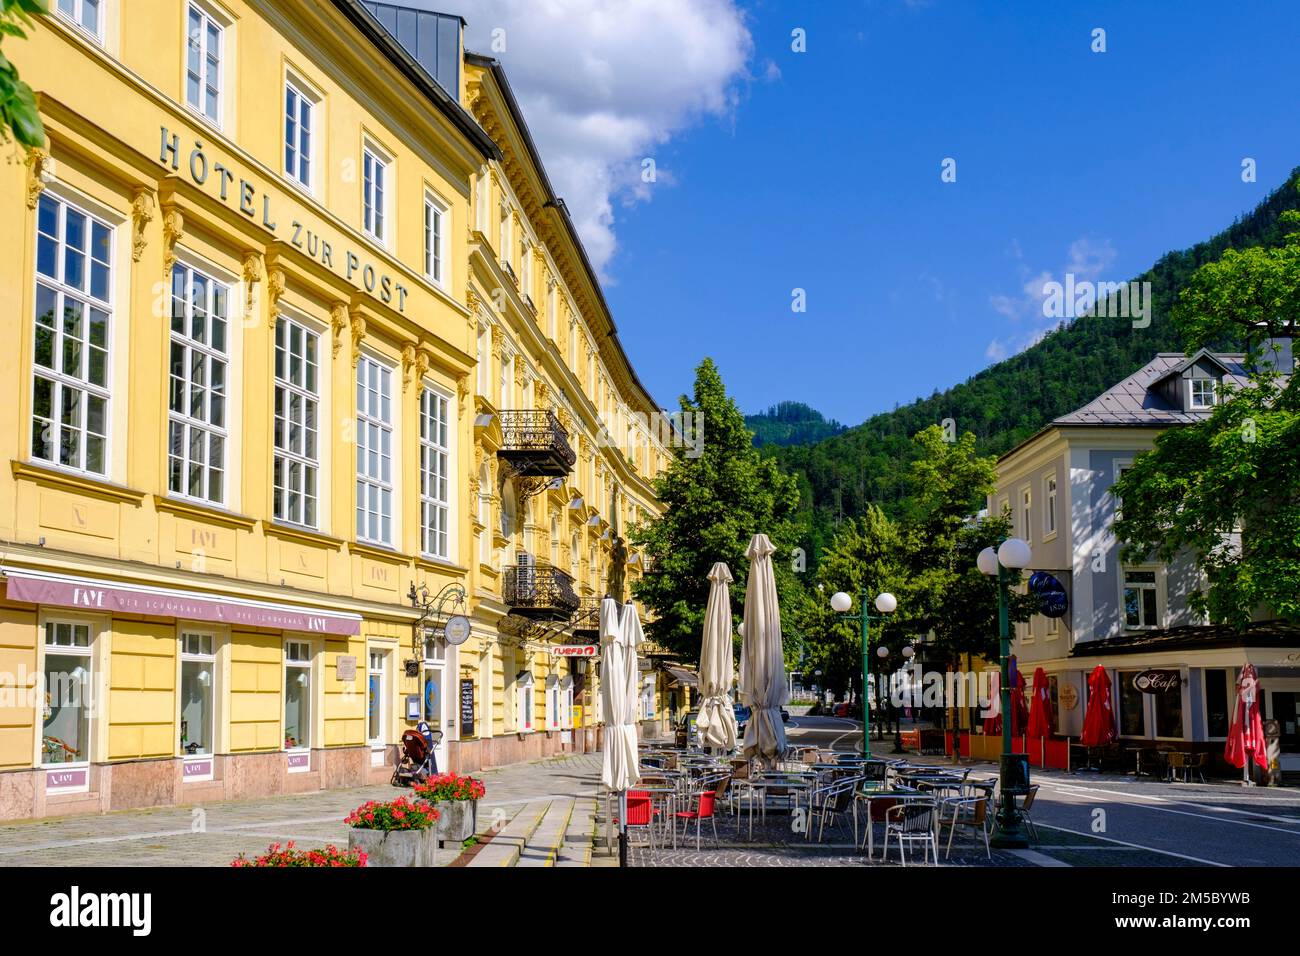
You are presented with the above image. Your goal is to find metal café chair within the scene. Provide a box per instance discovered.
[882,799,940,866]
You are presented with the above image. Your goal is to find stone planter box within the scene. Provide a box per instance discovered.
[434,800,477,846]
[347,827,439,867]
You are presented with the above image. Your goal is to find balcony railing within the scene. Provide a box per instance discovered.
[502,563,581,620]
[497,409,576,476]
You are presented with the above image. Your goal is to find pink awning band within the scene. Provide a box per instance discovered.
[4,572,360,635]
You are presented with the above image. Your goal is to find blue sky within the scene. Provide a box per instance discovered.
[585,0,1300,425]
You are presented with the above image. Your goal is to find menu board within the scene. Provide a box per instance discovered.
[460,679,475,737]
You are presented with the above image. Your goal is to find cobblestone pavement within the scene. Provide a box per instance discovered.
[0,753,602,867]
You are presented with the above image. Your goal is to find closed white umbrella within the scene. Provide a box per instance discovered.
[697,562,739,753]
[740,533,788,768]
[600,596,640,792]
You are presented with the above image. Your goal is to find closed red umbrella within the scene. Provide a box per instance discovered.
[1225,664,1268,777]
[1080,665,1116,747]
[1011,669,1029,738]
[1028,667,1051,767]
[1027,667,1052,738]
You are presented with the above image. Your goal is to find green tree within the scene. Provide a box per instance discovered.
[1,1,49,148]
[895,426,1030,658]
[631,358,802,659]
[791,506,903,699]
[1113,196,1300,628]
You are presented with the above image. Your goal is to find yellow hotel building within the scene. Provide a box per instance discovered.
[0,0,674,820]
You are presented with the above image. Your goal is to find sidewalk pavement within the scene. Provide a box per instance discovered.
[0,752,603,867]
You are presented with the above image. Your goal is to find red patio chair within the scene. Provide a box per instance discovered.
[675,790,719,850]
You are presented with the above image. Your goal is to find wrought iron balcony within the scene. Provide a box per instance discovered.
[497,409,576,477]
[502,563,581,620]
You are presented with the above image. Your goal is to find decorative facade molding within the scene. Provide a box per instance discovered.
[457,376,470,416]
[401,343,433,392]
[330,302,349,358]
[241,251,263,326]
[266,268,286,326]
[130,187,154,262]
[161,206,185,283]
[24,147,50,210]
[349,311,366,368]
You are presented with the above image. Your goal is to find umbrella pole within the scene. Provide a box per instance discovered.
[619,789,629,867]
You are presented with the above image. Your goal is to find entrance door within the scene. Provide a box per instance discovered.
[422,663,447,771]
[1272,692,1298,751]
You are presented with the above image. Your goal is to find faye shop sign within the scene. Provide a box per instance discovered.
[5,575,359,635]
[1132,669,1181,694]
[158,127,411,313]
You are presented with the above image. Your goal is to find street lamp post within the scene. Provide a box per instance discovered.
[829,590,897,759]
[978,537,1032,848]
[877,644,915,753]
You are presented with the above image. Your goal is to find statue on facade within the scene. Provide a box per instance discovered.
[607,534,628,604]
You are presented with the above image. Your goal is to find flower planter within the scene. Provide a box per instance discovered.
[347,827,439,867]
[434,800,477,845]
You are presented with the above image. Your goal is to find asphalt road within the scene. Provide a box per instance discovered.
[786,714,1300,867]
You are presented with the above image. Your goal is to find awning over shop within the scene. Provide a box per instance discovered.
[664,666,699,687]
[1070,620,1300,657]
[2,568,362,635]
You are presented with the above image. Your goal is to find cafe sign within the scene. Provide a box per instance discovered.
[1132,669,1181,694]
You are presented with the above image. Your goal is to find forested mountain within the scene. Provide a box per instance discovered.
[745,401,846,447]
[769,168,1300,564]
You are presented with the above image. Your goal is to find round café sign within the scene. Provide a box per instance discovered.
[1059,684,1079,711]
[1133,669,1181,694]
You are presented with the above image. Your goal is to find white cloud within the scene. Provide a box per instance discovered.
[461,0,755,277]
[984,237,1118,359]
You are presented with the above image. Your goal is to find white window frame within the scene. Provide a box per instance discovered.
[1121,567,1162,630]
[560,676,574,729]
[273,312,322,529]
[283,639,314,752]
[184,1,226,128]
[1019,485,1032,545]
[167,260,230,506]
[367,645,389,750]
[283,73,319,193]
[178,629,218,761]
[39,619,95,777]
[1190,377,1218,410]
[31,191,114,479]
[1043,472,1058,540]
[423,189,449,288]
[355,353,395,546]
[419,384,453,560]
[55,0,103,42]
[516,671,535,732]
[362,141,392,245]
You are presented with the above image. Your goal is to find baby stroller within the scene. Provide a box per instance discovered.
[391,720,442,787]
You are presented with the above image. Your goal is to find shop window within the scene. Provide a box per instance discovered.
[32,193,112,476]
[284,640,312,750]
[516,671,534,732]
[1117,670,1145,736]
[1154,681,1185,738]
[640,677,656,721]
[185,3,223,125]
[284,76,317,191]
[367,649,387,747]
[419,387,451,559]
[273,316,320,528]
[56,0,102,40]
[179,632,216,756]
[1205,668,1230,738]
[561,676,574,729]
[424,191,448,287]
[168,263,229,504]
[546,676,560,730]
[356,355,394,545]
[1123,569,1160,629]
[41,621,93,767]
[362,146,388,243]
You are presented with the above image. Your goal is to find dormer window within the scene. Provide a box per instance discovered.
[1190,378,1218,409]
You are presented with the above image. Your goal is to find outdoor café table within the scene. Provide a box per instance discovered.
[853,790,937,860]
[742,776,814,840]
